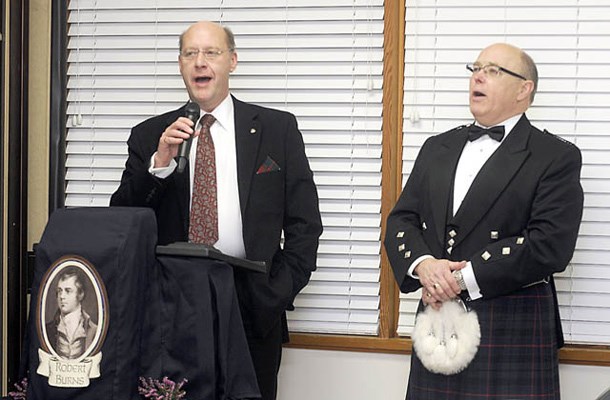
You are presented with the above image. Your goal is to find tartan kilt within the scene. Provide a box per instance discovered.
[406,282,561,400]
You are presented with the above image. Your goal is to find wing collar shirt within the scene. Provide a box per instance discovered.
[408,114,523,300]
[149,95,246,258]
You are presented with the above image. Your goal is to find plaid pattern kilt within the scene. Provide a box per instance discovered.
[407,282,560,400]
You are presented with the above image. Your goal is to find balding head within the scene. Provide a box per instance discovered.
[469,43,537,126]
[179,21,235,52]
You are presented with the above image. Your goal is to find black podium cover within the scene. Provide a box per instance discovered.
[141,255,260,399]
[26,207,157,400]
[24,207,260,400]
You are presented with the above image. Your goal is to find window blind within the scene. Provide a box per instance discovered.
[399,0,610,345]
[65,0,385,335]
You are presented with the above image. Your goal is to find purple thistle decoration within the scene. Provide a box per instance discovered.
[7,377,28,400]
[138,376,187,400]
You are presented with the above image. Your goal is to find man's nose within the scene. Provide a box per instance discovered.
[473,71,485,83]
[194,53,209,67]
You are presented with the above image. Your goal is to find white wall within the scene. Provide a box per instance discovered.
[278,348,610,400]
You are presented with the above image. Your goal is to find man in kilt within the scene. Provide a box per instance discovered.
[385,43,584,399]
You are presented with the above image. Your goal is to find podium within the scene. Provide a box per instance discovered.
[24,207,261,400]
[156,241,267,273]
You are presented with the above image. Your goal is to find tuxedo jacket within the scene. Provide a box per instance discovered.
[110,96,323,338]
[385,115,583,343]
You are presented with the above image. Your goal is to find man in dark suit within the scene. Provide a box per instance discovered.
[385,43,583,399]
[110,21,322,400]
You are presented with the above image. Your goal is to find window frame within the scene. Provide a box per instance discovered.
[284,0,610,367]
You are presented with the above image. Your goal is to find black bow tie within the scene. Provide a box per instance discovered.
[468,125,505,142]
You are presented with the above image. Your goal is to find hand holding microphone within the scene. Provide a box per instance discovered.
[154,102,200,171]
[176,102,201,173]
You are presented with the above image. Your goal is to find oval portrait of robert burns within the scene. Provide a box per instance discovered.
[37,256,109,362]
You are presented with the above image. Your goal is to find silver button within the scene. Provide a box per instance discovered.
[449,230,457,238]
[516,237,525,245]
[481,251,491,261]
[502,247,511,255]
[490,231,499,239]
[397,231,405,238]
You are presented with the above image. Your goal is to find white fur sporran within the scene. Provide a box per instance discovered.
[412,298,480,375]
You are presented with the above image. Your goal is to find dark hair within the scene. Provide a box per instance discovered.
[179,24,236,51]
[57,266,87,302]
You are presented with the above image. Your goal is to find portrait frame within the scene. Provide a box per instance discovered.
[36,255,109,362]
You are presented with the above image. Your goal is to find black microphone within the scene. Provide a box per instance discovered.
[176,102,201,173]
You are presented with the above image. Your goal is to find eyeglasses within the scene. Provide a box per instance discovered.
[466,63,527,81]
[179,48,234,61]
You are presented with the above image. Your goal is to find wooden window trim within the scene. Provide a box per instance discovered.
[286,334,610,367]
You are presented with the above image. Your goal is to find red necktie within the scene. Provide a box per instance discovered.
[188,114,218,244]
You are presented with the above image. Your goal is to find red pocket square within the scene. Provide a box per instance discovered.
[256,156,281,174]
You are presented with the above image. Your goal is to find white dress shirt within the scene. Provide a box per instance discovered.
[149,95,246,258]
[408,114,523,300]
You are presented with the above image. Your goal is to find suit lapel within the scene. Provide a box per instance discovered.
[429,126,470,246]
[233,96,262,214]
[451,115,532,245]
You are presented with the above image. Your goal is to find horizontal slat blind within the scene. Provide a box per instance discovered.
[66,0,384,335]
[399,0,610,345]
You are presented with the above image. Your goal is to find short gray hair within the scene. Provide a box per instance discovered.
[520,50,538,104]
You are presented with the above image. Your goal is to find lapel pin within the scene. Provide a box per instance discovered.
[250,128,257,134]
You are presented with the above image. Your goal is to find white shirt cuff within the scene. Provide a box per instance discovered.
[407,255,434,279]
[149,152,177,178]
[462,262,482,300]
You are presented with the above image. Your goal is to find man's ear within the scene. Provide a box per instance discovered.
[517,80,534,102]
[230,51,238,73]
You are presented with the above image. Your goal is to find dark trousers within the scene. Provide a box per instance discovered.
[245,317,283,400]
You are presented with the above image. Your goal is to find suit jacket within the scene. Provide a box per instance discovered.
[385,114,583,344]
[110,96,323,338]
